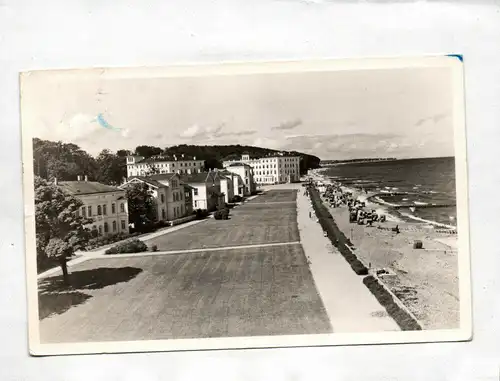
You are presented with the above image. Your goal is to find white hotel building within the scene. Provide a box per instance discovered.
[222,153,301,185]
[126,154,205,178]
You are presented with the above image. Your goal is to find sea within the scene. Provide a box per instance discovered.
[319,157,457,228]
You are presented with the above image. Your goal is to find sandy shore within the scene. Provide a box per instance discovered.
[308,171,460,330]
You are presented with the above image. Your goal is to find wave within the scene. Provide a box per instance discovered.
[413,201,429,206]
[373,196,400,207]
[399,212,457,229]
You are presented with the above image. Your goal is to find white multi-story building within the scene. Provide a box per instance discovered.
[58,176,129,236]
[219,170,245,201]
[120,173,188,222]
[179,172,224,211]
[126,154,205,178]
[222,153,301,185]
[223,163,256,196]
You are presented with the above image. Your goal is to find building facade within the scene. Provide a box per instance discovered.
[122,173,188,222]
[218,174,235,204]
[126,154,205,178]
[58,178,129,236]
[223,163,256,196]
[222,153,301,185]
[180,172,224,211]
[219,170,244,200]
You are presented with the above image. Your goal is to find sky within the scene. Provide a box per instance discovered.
[21,65,456,160]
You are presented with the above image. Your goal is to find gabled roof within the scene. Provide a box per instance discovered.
[146,173,180,182]
[180,172,214,184]
[126,176,165,188]
[59,181,123,195]
[227,162,251,168]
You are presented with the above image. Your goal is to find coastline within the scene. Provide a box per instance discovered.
[307,169,460,330]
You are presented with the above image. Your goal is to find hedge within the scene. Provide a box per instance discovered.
[308,187,368,275]
[86,232,141,250]
[104,239,149,255]
[363,275,422,331]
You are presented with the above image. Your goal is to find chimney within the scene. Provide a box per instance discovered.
[77,175,82,181]
[84,175,88,182]
[54,178,58,185]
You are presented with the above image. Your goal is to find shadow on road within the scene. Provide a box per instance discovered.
[39,266,143,293]
[38,291,92,320]
[38,266,143,320]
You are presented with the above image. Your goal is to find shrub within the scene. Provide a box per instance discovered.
[195,209,209,220]
[151,244,158,252]
[233,195,243,203]
[214,209,229,220]
[105,239,148,254]
[86,232,138,250]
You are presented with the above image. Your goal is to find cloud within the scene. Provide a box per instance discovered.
[415,113,449,127]
[178,123,256,141]
[271,118,303,131]
[280,132,415,159]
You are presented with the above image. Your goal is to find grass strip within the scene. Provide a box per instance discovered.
[363,275,422,331]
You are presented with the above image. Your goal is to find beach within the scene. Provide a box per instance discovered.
[308,169,460,330]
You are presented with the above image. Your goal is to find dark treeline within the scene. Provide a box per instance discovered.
[33,139,321,184]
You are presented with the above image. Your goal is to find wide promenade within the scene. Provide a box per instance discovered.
[38,188,332,343]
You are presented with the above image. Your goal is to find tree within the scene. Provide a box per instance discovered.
[116,149,131,157]
[134,145,163,158]
[95,149,127,185]
[124,182,156,230]
[34,176,92,284]
[33,138,98,181]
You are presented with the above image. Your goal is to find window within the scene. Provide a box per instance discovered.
[112,203,116,214]
[179,192,183,200]
[161,194,165,203]
[193,188,198,196]
[97,205,102,215]
[98,225,103,235]
[88,206,92,216]
[81,207,86,217]
[75,210,80,217]
[194,200,198,208]
[103,204,107,215]
[120,203,125,213]
[121,220,126,230]
[181,204,184,215]
[112,221,117,232]
[104,222,109,233]
[174,208,177,218]
[162,208,166,220]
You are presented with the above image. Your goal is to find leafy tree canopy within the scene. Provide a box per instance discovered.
[123,182,156,229]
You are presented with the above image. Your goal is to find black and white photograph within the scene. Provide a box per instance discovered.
[21,57,471,355]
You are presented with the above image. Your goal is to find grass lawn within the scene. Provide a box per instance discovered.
[38,244,332,343]
[247,189,297,203]
[144,200,299,251]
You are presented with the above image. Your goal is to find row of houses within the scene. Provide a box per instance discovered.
[56,165,254,236]
[56,152,300,237]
